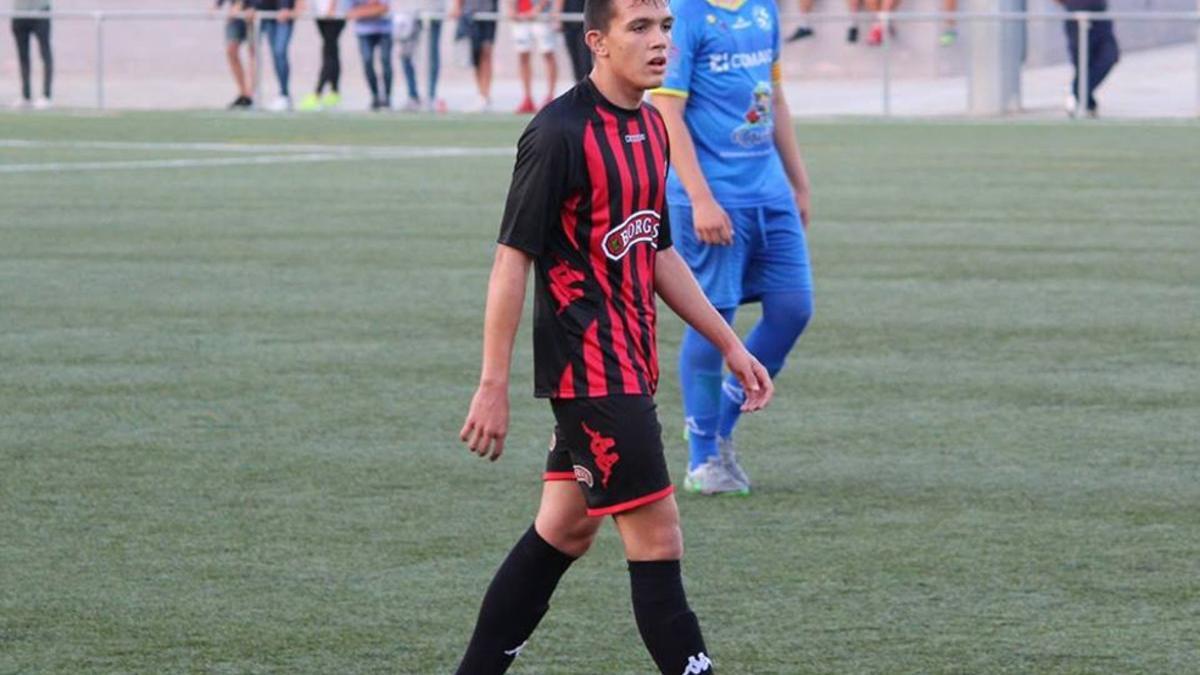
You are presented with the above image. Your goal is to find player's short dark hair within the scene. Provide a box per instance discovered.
[583,0,616,33]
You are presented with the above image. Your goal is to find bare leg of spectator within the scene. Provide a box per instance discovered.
[541,49,557,106]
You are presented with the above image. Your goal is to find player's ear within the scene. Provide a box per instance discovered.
[585,28,608,57]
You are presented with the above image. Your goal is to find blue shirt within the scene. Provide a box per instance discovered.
[347,0,392,35]
[655,0,792,208]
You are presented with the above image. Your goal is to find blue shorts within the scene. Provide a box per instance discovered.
[671,197,813,310]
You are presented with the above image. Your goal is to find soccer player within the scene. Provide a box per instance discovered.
[455,0,773,670]
[650,0,813,495]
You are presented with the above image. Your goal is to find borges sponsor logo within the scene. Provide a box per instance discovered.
[603,210,661,261]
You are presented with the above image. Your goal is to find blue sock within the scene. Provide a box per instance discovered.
[680,307,736,470]
[717,290,813,440]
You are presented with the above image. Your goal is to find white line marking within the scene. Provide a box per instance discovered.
[0,144,513,173]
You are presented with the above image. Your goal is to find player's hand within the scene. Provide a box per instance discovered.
[460,381,509,461]
[795,186,811,230]
[724,347,773,412]
[693,196,733,246]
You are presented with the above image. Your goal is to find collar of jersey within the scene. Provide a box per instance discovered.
[704,0,749,12]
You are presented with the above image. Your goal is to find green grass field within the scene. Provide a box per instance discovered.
[2,112,1198,674]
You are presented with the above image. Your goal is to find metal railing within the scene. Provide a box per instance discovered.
[3,8,1198,117]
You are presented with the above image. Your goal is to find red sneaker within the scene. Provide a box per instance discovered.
[515,97,536,114]
[867,22,883,46]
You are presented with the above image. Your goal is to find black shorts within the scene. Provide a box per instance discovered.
[225,18,248,44]
[545,395,674,517]
[468,16,496,68]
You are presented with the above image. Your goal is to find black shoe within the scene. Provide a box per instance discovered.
[847,26,859,43]
[786,26,814,42]
[228,95,252,109]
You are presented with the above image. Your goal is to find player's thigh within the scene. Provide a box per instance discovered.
[742,200,813,302]
[672,202,747,310]
[535,480,601,556]
[612,492,684,561]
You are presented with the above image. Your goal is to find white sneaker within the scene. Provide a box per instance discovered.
[718,436,751,488]
[469,95,492,113]
[1065,92,1078,118]
[267,95,292,112]
[33,97,51,110]
[11,97,31,109]
[401,97,421,112]
[683,455,750,496]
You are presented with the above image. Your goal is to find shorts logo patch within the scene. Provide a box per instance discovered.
[602,210,660,261]
[581,422,620,488]
[573,464,594,487]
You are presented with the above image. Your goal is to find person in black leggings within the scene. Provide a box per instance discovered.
[11,0,53,108]
[554,0,588,83]
[301,0,346,109]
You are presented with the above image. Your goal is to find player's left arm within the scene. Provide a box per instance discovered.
[771,65,813,229]
[655,249,774,412]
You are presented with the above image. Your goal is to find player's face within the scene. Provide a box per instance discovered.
[594,0,673,91]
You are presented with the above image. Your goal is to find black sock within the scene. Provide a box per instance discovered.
[629,560,714,674]
[455,525,577,675]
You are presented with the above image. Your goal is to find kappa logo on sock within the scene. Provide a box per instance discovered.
[682,651,712,674]
[503,640,527,657]
[581,422,619,488]
[682,651,713,674]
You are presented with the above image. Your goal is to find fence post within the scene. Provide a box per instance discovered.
[1075,13,1088,118]
[881,11,892,116]
[94,11,105,109]
[253,14,263,109]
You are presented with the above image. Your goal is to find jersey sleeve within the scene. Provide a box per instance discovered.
[652,0,698,98]
[497,117,569,256]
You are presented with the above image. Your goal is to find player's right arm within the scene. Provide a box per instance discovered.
[650,95,733,246]
[460,244,533,462]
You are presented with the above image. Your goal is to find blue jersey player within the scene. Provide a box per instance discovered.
[651,0,813,495]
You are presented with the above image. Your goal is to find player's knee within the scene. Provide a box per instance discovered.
[638,523,684,561]
[537,518,598,558]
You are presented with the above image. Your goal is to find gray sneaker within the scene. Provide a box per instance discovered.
[683,455,750,496]
[718,436,751,489]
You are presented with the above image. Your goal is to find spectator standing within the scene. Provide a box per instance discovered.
[215,0,255,109]
[1059,0,1118,117]
[249,0,304,111]
[449,0,496,111]
[554,0,588,82]
[10,0,52,109]
[509,0,557,113]
[300,0,347,110]
[347,0,394,110]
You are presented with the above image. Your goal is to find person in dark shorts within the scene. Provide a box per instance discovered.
[454,0,773,671]
[1057,0,1119,117]
[11,0,53,109]
[449,0,497,110]
[215,0,255,109]
[300,0,347,110]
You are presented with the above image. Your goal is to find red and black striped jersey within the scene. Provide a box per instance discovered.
[498,78,672,400]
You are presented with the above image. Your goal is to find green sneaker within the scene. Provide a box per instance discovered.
[298,93,321,111]
[939,28,957,47]
[683,456,750,496]
[320,92,342,109]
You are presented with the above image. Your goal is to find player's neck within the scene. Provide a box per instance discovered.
[588,69,644,111]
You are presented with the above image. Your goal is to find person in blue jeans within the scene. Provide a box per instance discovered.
[348,0,393,110]
[1058,0,1119,117]
[248,0,303,111]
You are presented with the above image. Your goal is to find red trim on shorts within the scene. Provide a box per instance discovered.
[543,471,577,481]
[586,485,675,517]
